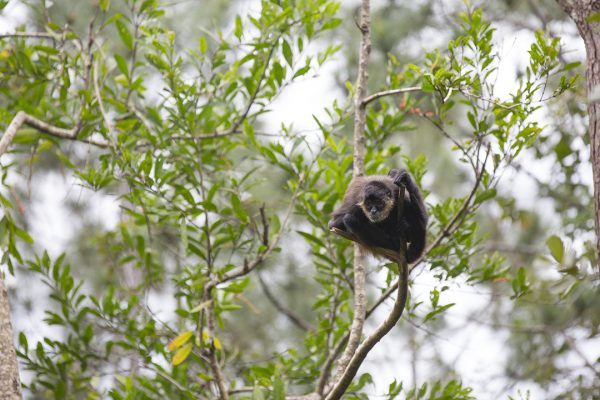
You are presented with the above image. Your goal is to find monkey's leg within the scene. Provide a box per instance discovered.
[342,213,396,250]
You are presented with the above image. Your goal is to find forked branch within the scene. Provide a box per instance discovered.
[361,86,421,107]
[0,111,108,157]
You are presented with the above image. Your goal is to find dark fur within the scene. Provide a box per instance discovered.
[328,169,427,263]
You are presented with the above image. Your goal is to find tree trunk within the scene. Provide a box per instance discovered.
[557,0,600,270]
[0,275,21,399]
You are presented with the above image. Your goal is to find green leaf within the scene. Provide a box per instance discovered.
[273,375,285,400]
[475,188,496,204]
[273,61,284,85]
[293,65,310,79]
[234,15,243,40]
[115,20,133,50]
[14,226,33,244]
[560,280,580,300]
[511,267,530,299]
[18,332,28,352]
[297,231,325,247]
[146,53,170,71]
[199,36,208,54]
[587,11,600,23]
[282,40,293,67]
[230,193,248,223]
[561,61,581,71]
[546,235,564,264]
[114,54,129,78]
[424,303,455,322]
[99,0,109,11]
[321,18,342,31]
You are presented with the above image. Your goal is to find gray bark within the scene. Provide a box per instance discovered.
[0,275,22,399]
[556,0,600,270]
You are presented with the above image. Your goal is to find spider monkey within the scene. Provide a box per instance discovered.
[328,169,427,264]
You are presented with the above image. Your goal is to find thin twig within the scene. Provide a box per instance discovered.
[361,86,421,107]
[260,203,269,247]
[206,300,229,400]
[171,131,239,141]
[0,31,57,42]
[316,282,344,395]
[205,172,308,292]
[562,333,600,377]
[256,271,313,331]
[226,34,280,135]
[93,58,118,142]
[228,387,254,395]
[425,116,477,174]
[316,332,347,396]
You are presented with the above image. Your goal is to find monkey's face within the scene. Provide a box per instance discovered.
[359,184,394,223]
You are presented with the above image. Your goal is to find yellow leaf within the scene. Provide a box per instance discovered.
[172,343,192,366]
[167,331,193,352]
[213,336,222,351]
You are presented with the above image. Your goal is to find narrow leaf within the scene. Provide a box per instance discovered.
[282,40,293,67]
[546,235,564,263]
[167,331,193,352]
[172,343,192,366]
[115,20,133,50]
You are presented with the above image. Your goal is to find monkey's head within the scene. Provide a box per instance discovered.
[358,181,395,223]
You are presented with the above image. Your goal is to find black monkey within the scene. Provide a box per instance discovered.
[328,169,427,264]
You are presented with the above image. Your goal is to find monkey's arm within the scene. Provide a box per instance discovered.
[342,211,397,250]
[330,227,401,263]
[389,169,428,263]
[329,208,349,232]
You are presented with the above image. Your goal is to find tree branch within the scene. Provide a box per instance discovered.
[0,111,108,157]
[205,172,307,292]
[325,187,409,400]
[226,35,280,136]
[330,0,372,389]
[0,274,21,400]
[256,271,313,331]
[0,31,57,41]
[316,331,348,396]
[206,299,229,400]
[361,86,421,107]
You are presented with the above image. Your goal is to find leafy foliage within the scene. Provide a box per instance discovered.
[0,0,595,399]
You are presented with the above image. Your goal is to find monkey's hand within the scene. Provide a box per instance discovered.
[330,226,359,242]
[391,169,411,188]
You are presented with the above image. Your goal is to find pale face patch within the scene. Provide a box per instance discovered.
[359,195,394,223]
